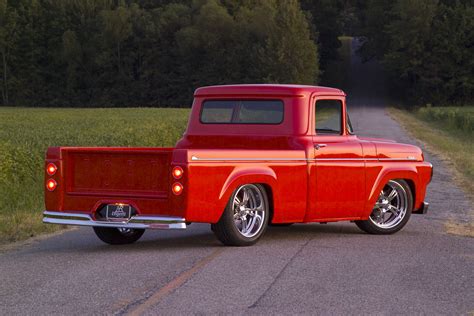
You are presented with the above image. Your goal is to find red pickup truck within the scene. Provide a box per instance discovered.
[43,84,432,246]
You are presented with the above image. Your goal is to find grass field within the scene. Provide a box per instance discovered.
[388,106,474,197]
[2,105,471,244]
[0,107,190,244]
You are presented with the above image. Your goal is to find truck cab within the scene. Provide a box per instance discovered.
[43,84,432,246]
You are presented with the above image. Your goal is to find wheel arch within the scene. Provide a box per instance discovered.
[404,178,416,209]
[216,166,277,221]
[365,166,419,218]
[259,183,275,223]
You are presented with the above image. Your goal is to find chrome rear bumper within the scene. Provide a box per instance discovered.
[43,211,186,230]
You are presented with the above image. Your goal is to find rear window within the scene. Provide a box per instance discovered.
[200,100,284,124]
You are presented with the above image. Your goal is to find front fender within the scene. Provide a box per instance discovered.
[364,165,419,218]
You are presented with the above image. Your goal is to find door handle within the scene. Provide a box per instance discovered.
[314,144,327,150]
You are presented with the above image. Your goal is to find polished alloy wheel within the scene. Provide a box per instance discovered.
[117,228,134,235]
[93,227,145,245]
[232,184,266,238]
[369,180,408,229]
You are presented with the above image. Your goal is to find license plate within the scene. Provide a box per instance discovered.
[105,204,132,221]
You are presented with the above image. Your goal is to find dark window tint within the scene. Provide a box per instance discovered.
[201,100,284,124]
[200,101,234,123]
[315,100,342,134]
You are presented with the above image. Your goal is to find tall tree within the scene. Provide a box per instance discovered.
[419,2,474,103]
[0,0,18,105]
[301,0,342,69]
[101,2,132,76]
[384,0,438,87]
[358,0,393,61]
[264,0,319,84]
[62,29,81,94]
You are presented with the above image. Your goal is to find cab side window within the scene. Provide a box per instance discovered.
[315,100,342,135]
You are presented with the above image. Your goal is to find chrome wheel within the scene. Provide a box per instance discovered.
[232,184,266,238]
[369,180,408,229]
[212,183,269,246]
[117,228,134,235]
[93,227,145,245]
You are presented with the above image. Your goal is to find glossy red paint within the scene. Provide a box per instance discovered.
[44,84,432,226]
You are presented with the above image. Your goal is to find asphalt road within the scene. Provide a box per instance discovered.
[1,39,472,315]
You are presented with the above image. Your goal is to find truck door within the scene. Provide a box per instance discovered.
[307,97,366,221]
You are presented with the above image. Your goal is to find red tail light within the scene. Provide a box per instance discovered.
[172,182,183,195]
[172,166,184,179]
[46,179,57,191]
[46,163,57,176]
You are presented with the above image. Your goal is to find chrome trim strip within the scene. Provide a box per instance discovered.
[43,211,186,230]
[316,158,377,161]
[191,156,309,162]
[379,157,417,161]
[190,156,418,162]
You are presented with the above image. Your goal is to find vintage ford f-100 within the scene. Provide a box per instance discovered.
[43,84,432,246]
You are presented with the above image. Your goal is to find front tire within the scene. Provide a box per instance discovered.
[93,227,145,245]
[355,179,413,234]
[212,184,269,246]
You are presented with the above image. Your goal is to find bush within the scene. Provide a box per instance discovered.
[417,106,474,136]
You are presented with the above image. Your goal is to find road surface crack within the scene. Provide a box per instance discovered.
[248,237,312,309]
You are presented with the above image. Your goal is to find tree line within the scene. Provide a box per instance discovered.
[0,0,472,107]
[0,0,321,107]
[359,0,473,105]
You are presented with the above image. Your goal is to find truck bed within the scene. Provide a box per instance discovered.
[45,147,182,217]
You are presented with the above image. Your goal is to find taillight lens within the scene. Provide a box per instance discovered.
[172,166,184,179]
[172,182,183,195]
[46,163,57,176]
[46,179,57,191]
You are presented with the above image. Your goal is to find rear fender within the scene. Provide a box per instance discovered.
[364,166,418,218]
[215,166,278,221]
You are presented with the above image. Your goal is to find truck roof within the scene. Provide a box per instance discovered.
[194,84,345,97]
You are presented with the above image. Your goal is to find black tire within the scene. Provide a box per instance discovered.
[211,184,270,246]
[93,227,145,245]
[355,179,413,235]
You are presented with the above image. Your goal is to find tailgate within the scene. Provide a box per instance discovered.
[63,148,173,198]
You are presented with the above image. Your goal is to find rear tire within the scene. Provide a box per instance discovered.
[355,179,413,235]
[93,227,145,245]
[212,184,269,246]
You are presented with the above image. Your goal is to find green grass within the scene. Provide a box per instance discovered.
[0,107,190,244]
[417,106,473,136]
[388,106,474,197]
